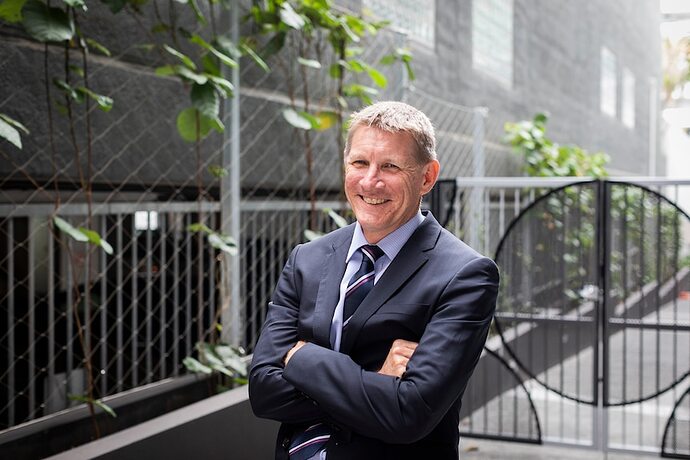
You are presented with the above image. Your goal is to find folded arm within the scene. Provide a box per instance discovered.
[282,257,499,443]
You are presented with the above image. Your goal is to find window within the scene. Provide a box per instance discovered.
[472,0,514,87]
[135,211,159,231]
[600,47,617,117]
[622,67,635,128]
[363,0,435,48]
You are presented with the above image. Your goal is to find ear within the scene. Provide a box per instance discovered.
[420,160,440,195]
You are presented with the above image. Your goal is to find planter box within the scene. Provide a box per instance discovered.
[46,385,279,460]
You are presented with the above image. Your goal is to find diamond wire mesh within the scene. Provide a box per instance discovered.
[0,5,495,434]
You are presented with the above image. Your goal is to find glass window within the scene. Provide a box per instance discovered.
[472,0,514,88]
[600,47,617,117]
[622,67,635,128]
[363,0,435,48]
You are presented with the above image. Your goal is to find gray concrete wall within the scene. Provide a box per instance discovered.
[45,385,280,460]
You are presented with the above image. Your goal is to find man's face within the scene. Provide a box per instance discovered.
[344,126,440,243]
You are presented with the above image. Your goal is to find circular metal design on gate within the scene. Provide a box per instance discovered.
[493,181,690,407]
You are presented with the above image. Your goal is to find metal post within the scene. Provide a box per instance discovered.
[469,107,487,251]
[220,2,242,347]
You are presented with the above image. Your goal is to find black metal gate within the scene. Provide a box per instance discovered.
[452,180,690,457]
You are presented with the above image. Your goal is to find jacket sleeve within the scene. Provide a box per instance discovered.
[282,256,499,443]
[248,245,328,424]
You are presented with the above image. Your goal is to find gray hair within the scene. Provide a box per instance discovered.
[344,101,437,163]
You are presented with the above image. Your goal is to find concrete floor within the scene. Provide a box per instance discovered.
[460,438,662,459]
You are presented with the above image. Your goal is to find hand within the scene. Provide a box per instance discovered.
[378,339,418,377]
[284,340,307,366]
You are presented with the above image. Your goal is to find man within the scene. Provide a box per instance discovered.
[249,101,499,459]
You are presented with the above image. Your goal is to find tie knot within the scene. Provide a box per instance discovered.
[360,244,384,263]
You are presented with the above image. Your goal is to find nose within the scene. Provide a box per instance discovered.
[360,165,383,188]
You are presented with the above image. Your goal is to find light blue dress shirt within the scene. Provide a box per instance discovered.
[329,211,425,351]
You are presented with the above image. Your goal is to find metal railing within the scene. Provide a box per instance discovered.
[449,177,690,458]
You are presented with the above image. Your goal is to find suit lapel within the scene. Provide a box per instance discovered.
[311,227,353,348]
[339,213,442,354]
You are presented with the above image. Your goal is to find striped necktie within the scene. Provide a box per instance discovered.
[343,244,385,326]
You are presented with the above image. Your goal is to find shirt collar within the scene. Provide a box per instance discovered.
[346,211,425,263]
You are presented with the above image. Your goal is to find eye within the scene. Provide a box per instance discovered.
[351,159,367,167]
[382,163,399,170]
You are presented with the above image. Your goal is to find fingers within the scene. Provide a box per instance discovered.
[390,339,418,359]
[377,339,419,378]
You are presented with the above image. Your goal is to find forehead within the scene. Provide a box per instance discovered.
[349,127,416,159]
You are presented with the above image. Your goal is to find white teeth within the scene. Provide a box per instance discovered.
[363,197,386,205]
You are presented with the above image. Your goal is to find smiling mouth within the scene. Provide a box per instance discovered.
[361,196,388,205]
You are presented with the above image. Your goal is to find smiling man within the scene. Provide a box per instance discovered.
[249,101,499,460]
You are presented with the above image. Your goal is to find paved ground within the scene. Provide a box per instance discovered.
[460,438,662,459]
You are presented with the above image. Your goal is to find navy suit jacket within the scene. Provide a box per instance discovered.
[249,213,499,459]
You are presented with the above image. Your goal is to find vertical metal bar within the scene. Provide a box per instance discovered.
[7,218,15,425]
[145,212,152,383]
[514,189,520,217]
[499,188,505,238]
[621,187,629,446]
[173,213,180,375]
[637,189,646,446]
[159,213,167,378]
[131,215,138,387]
[116,214,123,391]
[655,192,662,443]
[66,235,74,399]
[592,180,604,450]
[574,186,582,443]
[220,3,242,347]
[185,213,192,357]
[100,215,107,396]
[28,217,36,416]
[208,212,216,338]
[47,218,55,414]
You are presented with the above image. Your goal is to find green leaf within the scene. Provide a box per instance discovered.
[326,209,348,228]
[0,0,28,23]
[77,87,114,112]
[208,165,228,178]
[176,107,223,142]
[208,232,238,255]
[85,38,111,57]
[304,229,323,241]
[191,83,219,120]
[282,108,312,130]
[297,57,321,69]
[68,395,117,418]
[92,399,116,418]
[22,0,74,42]
[63,0,86,10]
[154,65,177,77]
[314,111,337,131]
[190,34,237,68]
[279,2,305,29]
[240,42,269,73]
[163,44,196,70]
[53,216,88,242]
[364,65,387,88]
[207,75,234,97]
[187,222,212,233]
[78,227,114,254]
[183,356,213,375]
[0,113,29,149]
[0,117,22,149]
[53,78,82,102]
